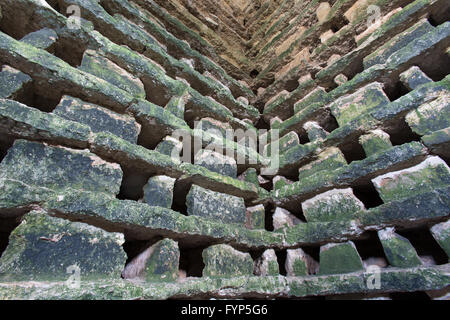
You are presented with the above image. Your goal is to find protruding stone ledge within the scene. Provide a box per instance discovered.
[0,264,448,300]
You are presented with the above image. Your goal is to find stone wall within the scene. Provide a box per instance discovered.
[0,0,449,300]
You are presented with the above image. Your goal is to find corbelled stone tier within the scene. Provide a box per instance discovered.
[0,0,449,300]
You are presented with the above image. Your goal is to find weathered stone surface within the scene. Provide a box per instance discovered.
[20,28,58,52]
[319,242,364,275]
[272,207,302,231]
[359,130,393,157]
[298,147,347,181]
[245,204,265,230]
[273,175,293,190]
[285,248,318,276]
[400,66,433,91]
[79,50,145,99]
[194,117,233,138]
[254,249,279,276]
[0,65,31,99]
[155,136,183,159]
[301,188,365,223]
[165,94,187,119]
[194,149,237,178]
[122,238,179,282]
[0,140,123,195]
[0,210,126,281]
[430,221,450,259]
[378,228,422,268]
[186,185,246,225]
[53,96,141,144]
[237,167,259,185]
[372,156,450,202]
[330,82,390,126]
[303,121,328,142]
[264,131,299,157]
[143,175,176,208]
[364,19,434,69]
[405,95,450,136]
[202,244,253,277]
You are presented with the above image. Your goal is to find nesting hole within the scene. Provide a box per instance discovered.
[352,183,384,209]
[396,227,448,266]
[338,138,367,164]
[179,246,206,278]
[117,168,152,201]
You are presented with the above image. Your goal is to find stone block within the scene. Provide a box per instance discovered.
[245,204,265,230]
[378,228,422,268]
[285,248,318,276]
[143,175,176,208]
[202,244,253,277]
[53,95,141,143]
[399,66,433,90]
[272,207,302,231]
[186,185,246,225]
[359,130,393,157]
[194,149,237,178]
[372,156,450,202]
[0,65,32,99]
[0,210,126,281]
[0,140,123,195]
[405,95,450,136]
[301,188,365,223]
[319,241,364,275]
[330,82,390,126]
[122,238,179,282]
[20,28,58,52]
[298,147,347,181]
[254,249,279,276]
[430,221,450,259]
[79,50,145,99]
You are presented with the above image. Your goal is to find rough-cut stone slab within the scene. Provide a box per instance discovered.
[272,207,302,231]
[0,140,123,195]
[303,121,328,142]
[298,147,347,181]
[202,244,253,277]
[359,130,393,157]
[53,95,141,144]
[143,175,176,208]
[0,264,448,299]
[79,50,145,99]
[155,136,183,159]
[430,221,450,259]
[0,210,126,281]
[122,238,179,282]
[378,228,422,268]
[238,167,259,185]
[165,94,187,119]
[254,249,279,276]
[245,205,265,230]
[301,188,365,223]
[20,28,58,52]
[405,94,450,136]
[273,175,293,190]
[285,248,318,276]
[372,156,450,202]
[194,117,233,138]
[319,242,364,275]
[264,131,299,157]
[400,66,433,91]
[186,185,246,225]
[363,19,434,69]
[0,65,31,99]
[194,149,237,178]
[330,82,390,126]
